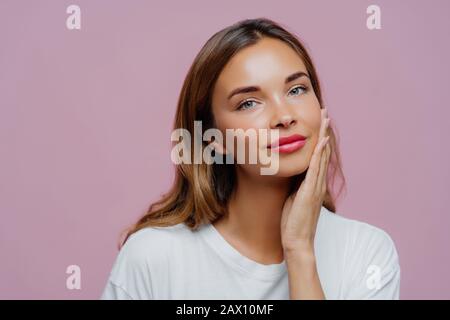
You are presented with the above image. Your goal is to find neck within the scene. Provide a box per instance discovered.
[213,167,292,265]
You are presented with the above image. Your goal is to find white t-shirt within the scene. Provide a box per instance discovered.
[101,206,400,300]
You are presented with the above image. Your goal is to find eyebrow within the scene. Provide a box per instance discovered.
[227,71,310,100]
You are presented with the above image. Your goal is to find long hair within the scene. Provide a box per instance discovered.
[119,17,346,249]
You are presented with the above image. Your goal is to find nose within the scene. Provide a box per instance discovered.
[278,115,296,128]
[271,106,297,129]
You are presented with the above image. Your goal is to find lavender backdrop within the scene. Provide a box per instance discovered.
[1,0,449,299]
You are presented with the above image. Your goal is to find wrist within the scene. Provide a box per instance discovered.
[283,238,314,254]
[284,245,316,265]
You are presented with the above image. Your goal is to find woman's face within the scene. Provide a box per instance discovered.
[211,37,322,178]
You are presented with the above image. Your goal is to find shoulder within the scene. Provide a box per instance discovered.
[318,206,400,279]
[102,223,194,299]
[106,223,191,285]
[319,206,398,257]
[318,206,401,299]
[119,223,192,263]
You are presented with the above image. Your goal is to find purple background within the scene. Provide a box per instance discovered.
[1,0,449,299]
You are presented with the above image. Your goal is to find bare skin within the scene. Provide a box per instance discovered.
[211,37,331,299]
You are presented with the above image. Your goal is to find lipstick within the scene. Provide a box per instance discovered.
[268,134,307,154]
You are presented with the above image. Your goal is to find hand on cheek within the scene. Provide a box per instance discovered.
[281,107,331,252]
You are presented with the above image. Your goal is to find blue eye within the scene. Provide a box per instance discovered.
[236,86,308,111]
[237,99,257,111]
[289,85,308,96]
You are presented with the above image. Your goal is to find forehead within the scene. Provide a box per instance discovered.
[214,37,308,93]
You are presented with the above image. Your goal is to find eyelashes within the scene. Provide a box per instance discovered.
[288,85,308,96]
[236,85,309,111]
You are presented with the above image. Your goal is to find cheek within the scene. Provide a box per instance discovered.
[211,111,267,158]
[294,102,322,151]
[215,110,267,131]
[310,112,322,137]
[298,102,321,134]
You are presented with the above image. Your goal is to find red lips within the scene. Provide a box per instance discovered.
[269,134,307,148]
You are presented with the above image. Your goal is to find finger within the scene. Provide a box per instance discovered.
[316,113,331,194]
[316,137,328,195]
[319,108,329,141]
[316,137,331,196]
[303,109,329,194]
[302,108,328,194]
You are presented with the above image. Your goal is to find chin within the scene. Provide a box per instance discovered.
[239,148,311,178]
[272,158,308,177]
[275,141,315,176]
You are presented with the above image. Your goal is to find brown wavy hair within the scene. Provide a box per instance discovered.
[119,17,346,249]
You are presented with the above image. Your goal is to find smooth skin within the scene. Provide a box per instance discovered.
[211,37,331,299]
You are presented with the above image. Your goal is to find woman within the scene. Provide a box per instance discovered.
[101,18,400,300]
